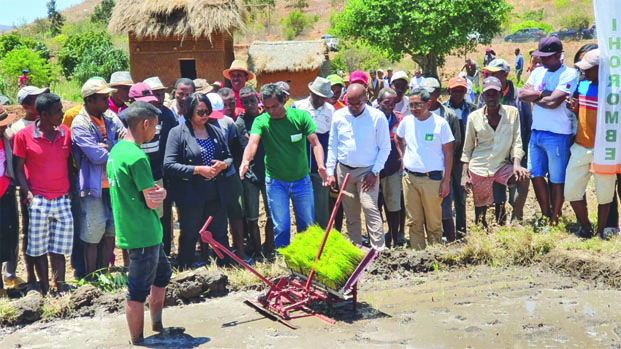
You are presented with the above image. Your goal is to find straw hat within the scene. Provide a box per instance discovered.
[223,60,255,80]
[143,76,167,91]
[0,109,16,127]
[193,78,214,94]
[109,71,134,87]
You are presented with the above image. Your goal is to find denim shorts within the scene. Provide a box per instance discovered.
[527,130,570,183]
[127,243,172,302]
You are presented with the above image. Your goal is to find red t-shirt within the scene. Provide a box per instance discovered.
[13,123,72,200]
[0,140,9,198]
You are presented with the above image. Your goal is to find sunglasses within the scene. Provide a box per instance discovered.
[196,109,210,116]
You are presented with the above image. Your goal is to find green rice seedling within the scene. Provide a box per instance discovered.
[278,225,365,290]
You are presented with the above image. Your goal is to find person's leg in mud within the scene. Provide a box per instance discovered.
[148,243,173,332]
[126,244,161,344]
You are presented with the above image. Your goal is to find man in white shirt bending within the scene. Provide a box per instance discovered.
[326,84,391,250]
[397,87,454,250]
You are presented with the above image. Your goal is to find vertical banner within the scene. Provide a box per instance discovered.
[593,0,621,174]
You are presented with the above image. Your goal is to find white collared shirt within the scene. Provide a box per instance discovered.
[326,105,391,176]
[292,97,334,134]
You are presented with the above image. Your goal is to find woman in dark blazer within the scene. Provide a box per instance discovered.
[164,93,232,270]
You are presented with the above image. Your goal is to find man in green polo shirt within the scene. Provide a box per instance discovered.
[107,102,173,345]
[240,83,328,248]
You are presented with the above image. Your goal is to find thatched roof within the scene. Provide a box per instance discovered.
[248,40,328,74]
[108,0,245,40]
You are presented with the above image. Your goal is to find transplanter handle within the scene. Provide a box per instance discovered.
[199,217,225,259]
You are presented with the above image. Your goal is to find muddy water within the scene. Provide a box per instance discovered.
[1,265,620,348]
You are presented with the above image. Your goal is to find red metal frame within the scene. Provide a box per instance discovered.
[200,173,377,328]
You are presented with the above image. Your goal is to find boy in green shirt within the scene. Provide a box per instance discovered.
[240,83,328,248]
[107,102,173,345]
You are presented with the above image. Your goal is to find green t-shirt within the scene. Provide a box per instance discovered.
[250,107,316,182]
[107,140,162,249]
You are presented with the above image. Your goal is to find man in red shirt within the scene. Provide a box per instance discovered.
[14,93,74,294]
[18,70,29,89]
[222,60,254,109]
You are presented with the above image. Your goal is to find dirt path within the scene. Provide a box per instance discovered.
[1,265,619,348]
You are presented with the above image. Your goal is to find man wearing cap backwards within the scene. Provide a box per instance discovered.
[292,77,335,229]
[397,87,454,250]
[223,59,254,109]
[165,78,196,125]
[106,101,173,345]
[519,37,578,227]
[423,77,461,243]
[461,77,530,229]
[462,58,480,94]
[565,49,615,238]
[71,78,127,275]
[480,58,533,225]
[5,85,49,292]
[240,84,326,248]
[143,77,178,255]
[236,86,274,257]
[443,76,477,237]
[327,84,391,250]
[376,87,404,248]
[14,93,74,294]
[18,70,29,89]
[368,69,383,102]
[0,105,20,297]
[108,71,134,115]
[206,92,249,261]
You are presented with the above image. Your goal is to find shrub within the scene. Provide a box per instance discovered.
[330,43,391,74]
[281,10,311,40]
[510,20,553,35]
[520,9,544,22]
[0,48,54,102]
[559,13,592,30]
[554,0,570,8]
[58,31,117,77]
[72,43,129,84]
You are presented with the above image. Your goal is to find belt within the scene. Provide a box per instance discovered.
[339,163,363,170]
[405,169,442,177]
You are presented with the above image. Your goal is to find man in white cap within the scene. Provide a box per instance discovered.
[327,84,391,250]
[388,71,412,116]
[461,77,529,229]
[565,49,615,238]
[143,77,178,255]
[480,58,533,225]
[71,78,126,275]
[423,77,461,243]
[108,71,134,115]
[4,85,49,292]
[292,77,335,229]
[206,92,249,261]
[223,60,254,109]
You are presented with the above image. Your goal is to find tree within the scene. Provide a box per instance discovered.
[58,32,115,77]
[0,48,53,101]
[333,0,511,77]
[91,0,115,25]
[47,0,66,37]
[73,44,129,84]
[281,11,311,40]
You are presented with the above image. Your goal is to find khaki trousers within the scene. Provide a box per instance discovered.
[337,164,385,250]
[402,172,443,250]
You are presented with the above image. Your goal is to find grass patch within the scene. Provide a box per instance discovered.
[0,298,16,324]
[41,294,73,321]
[69,269,128,293]
[278,225,366,290]
[50,77,82,102]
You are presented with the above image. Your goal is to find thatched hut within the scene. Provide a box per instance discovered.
[108,0,245,89]
[248,40,330,99]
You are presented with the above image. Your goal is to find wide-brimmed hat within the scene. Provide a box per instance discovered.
[109,71,134,87]
[143,77,167,91]
[82,78,117,98]
[17,86,49,104]
[129,83,158,103]
[0,109,16,127]
[576,49,600,71]
[223,60,254,81]
[206,93,224,119]
[484,58,511,73]
[308,77,333,98]
[532,37,563,57]
[194,79,214,94]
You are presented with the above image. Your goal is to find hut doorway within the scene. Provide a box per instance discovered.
[179,59,197,80]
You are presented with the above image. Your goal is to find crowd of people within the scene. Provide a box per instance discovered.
[0,36,612,342]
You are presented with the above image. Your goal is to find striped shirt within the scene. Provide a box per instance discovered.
[575,80,598,148]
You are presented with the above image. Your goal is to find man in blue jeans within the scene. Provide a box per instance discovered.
[519,37,578,226]
[239,84,328,248]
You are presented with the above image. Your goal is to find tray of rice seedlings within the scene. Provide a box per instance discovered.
[278,225,366,291]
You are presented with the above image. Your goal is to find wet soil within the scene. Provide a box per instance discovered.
[1,265,620,348]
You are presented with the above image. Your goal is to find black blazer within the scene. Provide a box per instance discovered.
[163,120,232,206]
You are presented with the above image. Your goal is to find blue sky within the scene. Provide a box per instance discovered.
[1,0,83,27]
